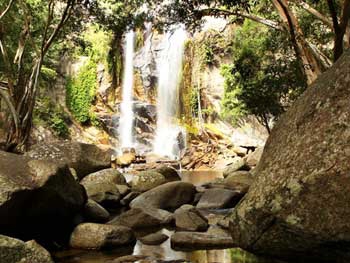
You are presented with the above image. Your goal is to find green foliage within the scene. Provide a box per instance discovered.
[33,97,70,137]
[190,87,199,116]
[40,66,57,82]
[80,24,112,62]
[201,43,215,65]
[198,30,234,67]
[66,59,97,124]
[230,248,271,263]
[221,20,307,131]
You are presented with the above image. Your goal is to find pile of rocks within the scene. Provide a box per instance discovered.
[0,141,258,263]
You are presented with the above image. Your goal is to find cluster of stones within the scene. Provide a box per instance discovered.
[0,140,258,263]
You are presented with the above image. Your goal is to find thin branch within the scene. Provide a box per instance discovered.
[198,8,283,30]
[14,4,30,65]
[41,0,55,52]
[0,0,15,20]
[291,0,333,28]
[42,0,75,55]
[0,86,19,136]
[307,42,332,69]
[0,39,15,94]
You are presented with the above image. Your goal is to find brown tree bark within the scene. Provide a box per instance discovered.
[327,0,350,61]
[1,0,76,152]
[200,4,326,83]
[272,0,323,85]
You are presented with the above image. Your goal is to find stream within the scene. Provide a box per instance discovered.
[53,170,267,263]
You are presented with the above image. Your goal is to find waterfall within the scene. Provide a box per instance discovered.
[153,27,187,159]
[119,31,135,149]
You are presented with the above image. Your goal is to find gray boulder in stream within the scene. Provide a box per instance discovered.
[80,168,127,186]
[228,50,350,262]
[69,223,135,250]
[25,141,111,179]
[0,151,86,242]
[130,181,196,210]
[130,171,166,192]
[0,235,53,263]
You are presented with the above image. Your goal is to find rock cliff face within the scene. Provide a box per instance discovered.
[228,50,350,262]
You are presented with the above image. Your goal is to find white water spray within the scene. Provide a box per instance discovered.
[153,27,187,159]
[119,31,135,149]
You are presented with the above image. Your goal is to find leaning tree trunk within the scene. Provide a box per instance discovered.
[327,0,350,61]
[273,0,323,85]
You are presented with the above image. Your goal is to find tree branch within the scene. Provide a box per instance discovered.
[327,0,340,32]
[339,0,350,34]
[0,0,15,20]
[198,8,283,30]
[0,86,19,136]
[0,39,15,94]
[42,0,75,55]
[291,0,333,28]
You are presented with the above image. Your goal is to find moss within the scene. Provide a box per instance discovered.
[270,194,283,213]
[286,214,301,226]
[287,178,302,196]
[66,59,97,124]
[135,28,144,51]
[40,66,57,82]
[179,39,195,126]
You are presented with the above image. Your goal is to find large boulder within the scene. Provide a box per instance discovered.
[80,169,126,208]
[229,50,350,262]
[153,166,181,182]
[196,188,243,209]
[174,205,208,232]
[109,207,173,229]
[80,168,126,186]
[223,157,249,177]
[0,235,53,263]
[130,171,166,192]
[82,182,120,208]
[0,151,86,242]
[69,223,135,250]
[130,182,196,210]
[83,199,110,223]
[25,142,111,179]
[171,231,234,251]
[139,232,169,246]
[223,171,254,193]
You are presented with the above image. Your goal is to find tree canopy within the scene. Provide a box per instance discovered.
[0,0,349,150]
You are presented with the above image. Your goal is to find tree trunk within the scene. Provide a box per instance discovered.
[272,0,323,85]
[6,57,43,152]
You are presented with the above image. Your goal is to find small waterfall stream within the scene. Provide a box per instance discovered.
[153,27,187,159]
[119,31,135,149]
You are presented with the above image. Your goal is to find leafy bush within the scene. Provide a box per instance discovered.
[221,20,307,132]
[66,59,97,124]
[34,97,70,137]
[40,66,58,82]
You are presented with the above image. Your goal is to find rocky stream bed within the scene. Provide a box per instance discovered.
[0,140,263,263]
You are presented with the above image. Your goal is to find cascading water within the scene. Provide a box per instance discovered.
[119,31,135,149]
[153,27,187,159]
